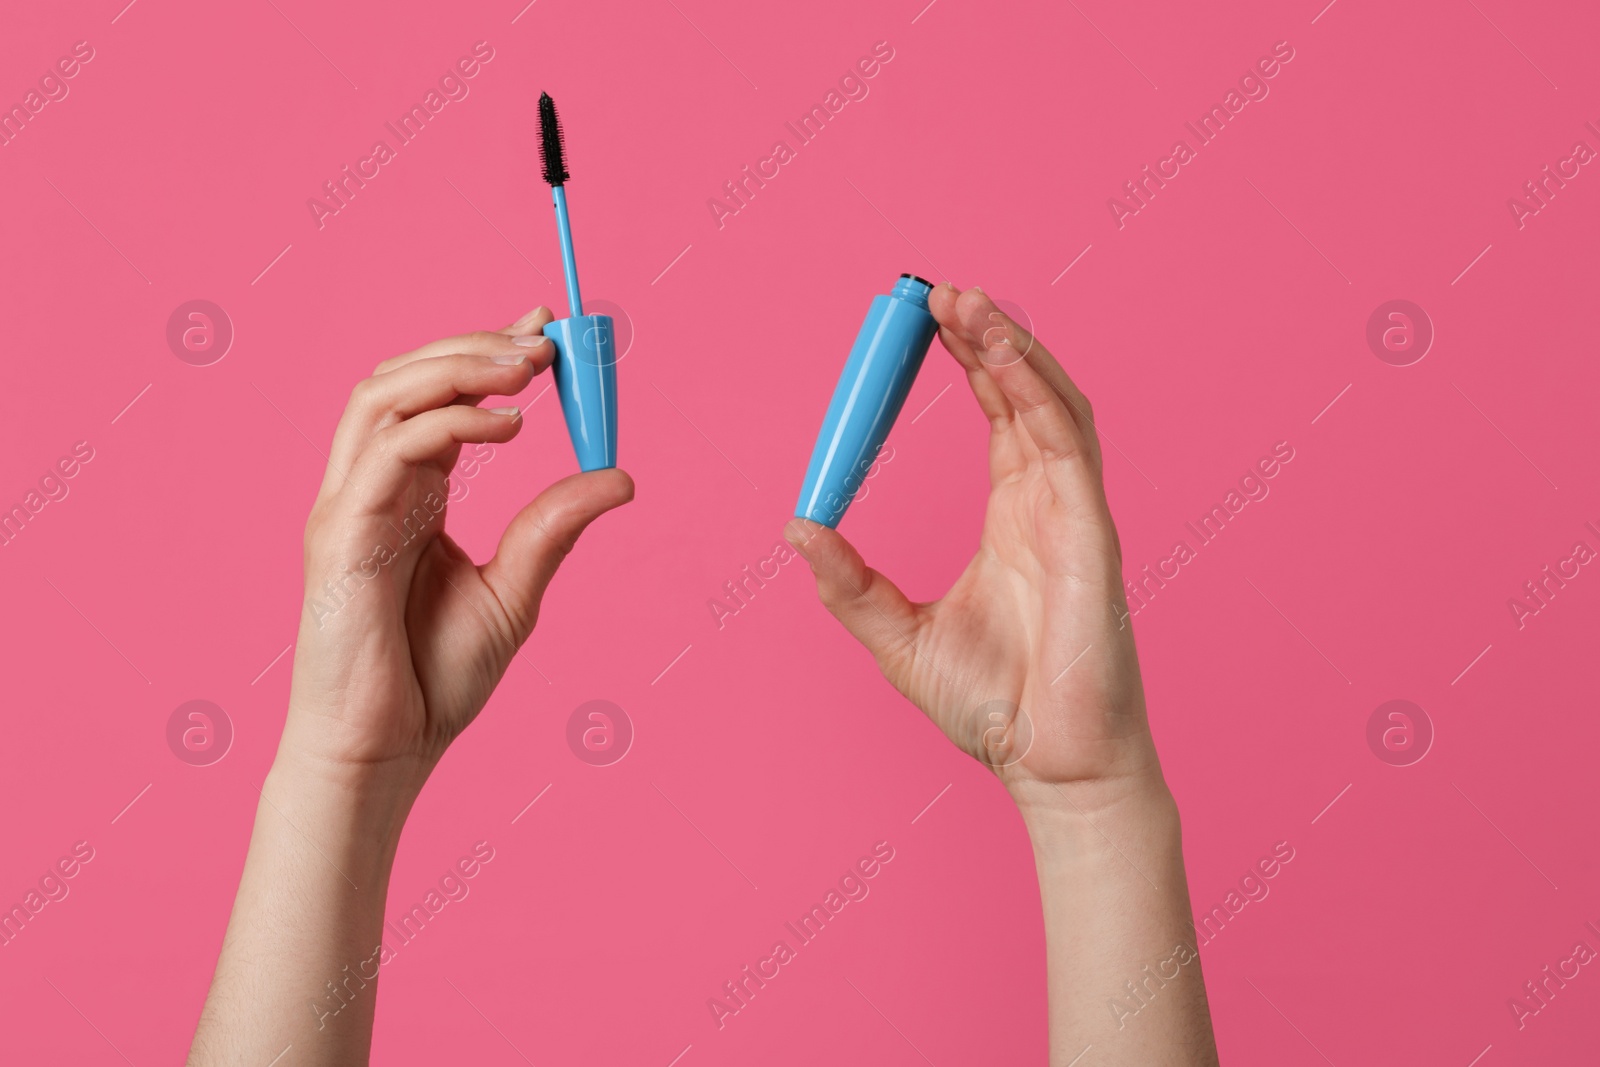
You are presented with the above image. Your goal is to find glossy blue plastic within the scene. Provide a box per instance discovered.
[551,185,584,317]
[796,275,938,527]
[542,314,617,471]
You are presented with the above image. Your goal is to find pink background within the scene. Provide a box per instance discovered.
[2,0,1598,1062]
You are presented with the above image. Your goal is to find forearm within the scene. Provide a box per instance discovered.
[1013,775,1218,1067]
[188,748,427,1066]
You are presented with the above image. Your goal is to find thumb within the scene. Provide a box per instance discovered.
[784,518,924,675]
[481,468,635,640]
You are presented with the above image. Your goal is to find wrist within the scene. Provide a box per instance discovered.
[1008,771,1181,862]
[264,743,429,860]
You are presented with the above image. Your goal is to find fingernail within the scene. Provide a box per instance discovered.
[512,334,548,347]
[492,352,528,364]
[489,406,521,418]
[514,306,547,327]
[971,285,985,294]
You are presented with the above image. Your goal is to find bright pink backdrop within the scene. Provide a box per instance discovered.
[2,0,1598,1062]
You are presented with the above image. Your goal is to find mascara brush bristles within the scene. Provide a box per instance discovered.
[538,91,569,186]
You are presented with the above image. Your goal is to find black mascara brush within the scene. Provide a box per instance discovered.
[538,91,583,317]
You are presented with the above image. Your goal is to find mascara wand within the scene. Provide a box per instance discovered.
[538,91,584,318]
[535,90,617,471]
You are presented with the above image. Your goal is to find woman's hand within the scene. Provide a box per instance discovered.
[786,284,1157,809]
[786,285,1216,1065]
[282,305,635,779]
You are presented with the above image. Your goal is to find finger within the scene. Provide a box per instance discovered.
[979,342,1107,513]
[499,304,554,336]
[327,347,547,486]
[478,469,635,640]
[954,289,1102,461]
[344,405,525,513]
[929,285,1027,484]
[457,307,557,410]
[784,518,923,676]
[372,307,552,376]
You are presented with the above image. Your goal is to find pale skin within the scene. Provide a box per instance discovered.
[784,284,1219,1065]
[187,305,634,1065]
[188,290,1217,1066]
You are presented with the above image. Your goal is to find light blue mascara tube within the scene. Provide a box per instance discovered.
[796,274,939,527]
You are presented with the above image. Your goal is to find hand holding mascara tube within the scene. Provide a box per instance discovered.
[786,283,1220,1063]
[538,91,619,471]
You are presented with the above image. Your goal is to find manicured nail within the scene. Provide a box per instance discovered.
[490,406,521,418]
[514,306,547,327]
[971,285,985,294]
[491,352,527,364]
[512,334,548,347]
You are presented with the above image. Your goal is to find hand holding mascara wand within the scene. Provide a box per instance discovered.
[538,90,618,471]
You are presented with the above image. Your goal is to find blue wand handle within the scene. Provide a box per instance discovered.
[552,185,584,318]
